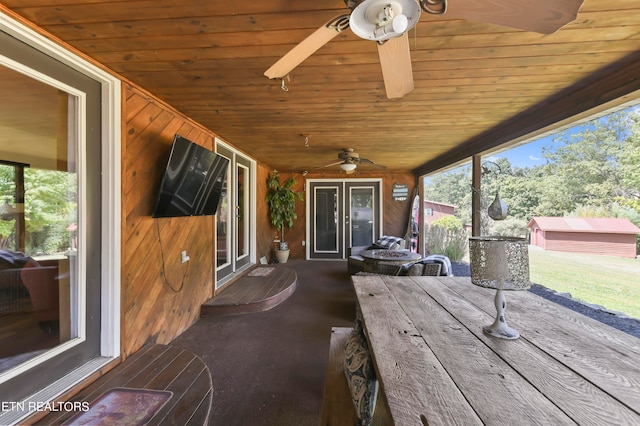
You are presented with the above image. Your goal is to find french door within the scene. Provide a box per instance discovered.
[215,142,254,288]
[308,180,381,259]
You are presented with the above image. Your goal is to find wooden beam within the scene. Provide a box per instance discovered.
[414,49,640,176]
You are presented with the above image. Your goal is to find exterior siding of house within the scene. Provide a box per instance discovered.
[538,230,636,258]
[423,201,456,226]
[528,217,639,259]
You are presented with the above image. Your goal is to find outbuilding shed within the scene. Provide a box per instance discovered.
[527,217,640,259]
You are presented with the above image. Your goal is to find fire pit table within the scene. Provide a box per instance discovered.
[360,249,422,274]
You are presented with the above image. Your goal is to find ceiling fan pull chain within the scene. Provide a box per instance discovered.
[420,0,447,14]
[281,79,288,92]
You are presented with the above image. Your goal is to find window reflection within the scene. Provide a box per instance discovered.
[0,65,77,373]
[216,177,228,268]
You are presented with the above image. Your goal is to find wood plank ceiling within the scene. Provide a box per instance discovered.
[3,0,640,175]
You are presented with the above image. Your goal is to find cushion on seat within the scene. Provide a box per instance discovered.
[367,236,405,250]
[344,327,378,426]
[418,254,453,276]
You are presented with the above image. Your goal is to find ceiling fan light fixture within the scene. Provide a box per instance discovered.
[374,13,408,39]
[340,163,357,172]
[350,0,421,42]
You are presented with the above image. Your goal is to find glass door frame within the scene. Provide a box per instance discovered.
[214,139,256,290]
[308,182,344,259]
[345,181,381,249]
[305,178,383,260]
[0,11,120,423]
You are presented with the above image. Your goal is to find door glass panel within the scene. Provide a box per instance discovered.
[315,187,338,252]
[236,164,248,259]
[350,187,375,247]
[215,145,252,285]
[0,67,77,373]
[216,174,229,268]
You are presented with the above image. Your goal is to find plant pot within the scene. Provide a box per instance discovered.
[275,249,290,264]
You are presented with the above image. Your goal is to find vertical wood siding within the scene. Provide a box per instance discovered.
[121,84,419,354]
[122,84,219,356]
[274,171,416,260]
[256,163,275,265]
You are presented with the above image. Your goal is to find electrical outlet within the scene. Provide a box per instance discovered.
[181,250,190,263]
[302,240,306,247]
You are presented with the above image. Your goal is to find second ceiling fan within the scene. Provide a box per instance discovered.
[313,148,387,174]
[264,0,583,99]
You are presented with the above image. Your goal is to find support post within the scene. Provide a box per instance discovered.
[471,155,481,237]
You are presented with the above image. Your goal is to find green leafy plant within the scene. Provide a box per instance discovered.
[425,216,468,261]
[265,170,303,248]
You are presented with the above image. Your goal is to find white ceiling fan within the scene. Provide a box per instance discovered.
[264,0,584,99]
[312,148,387,174]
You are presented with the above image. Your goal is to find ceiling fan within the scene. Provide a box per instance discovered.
[264,0,584,99]
[312,148,387,174]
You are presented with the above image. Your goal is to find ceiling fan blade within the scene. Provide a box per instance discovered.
[265,15,350,79]
[360,159,387,169]
[377,33,414,99]
[312,160,344,170]
[442,0,584,34]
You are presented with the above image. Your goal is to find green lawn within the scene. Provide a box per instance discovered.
[528,246,640,320]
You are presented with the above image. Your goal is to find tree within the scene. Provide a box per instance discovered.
[619,110,640,211]
[424,107,640,252]
[0,164,75,254]
[540,111,632,212]
[424,165,472,225]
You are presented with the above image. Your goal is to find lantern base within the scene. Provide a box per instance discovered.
[483,322,520,340]
[483,289,520,339]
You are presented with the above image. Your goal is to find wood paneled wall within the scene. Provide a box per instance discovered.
[256,163,276,263]
[122,84,220,356]
[122,84,417,354]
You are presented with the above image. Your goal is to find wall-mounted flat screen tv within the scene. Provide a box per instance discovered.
[152,134,229,218]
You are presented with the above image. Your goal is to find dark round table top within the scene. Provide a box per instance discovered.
[360,249,422,262]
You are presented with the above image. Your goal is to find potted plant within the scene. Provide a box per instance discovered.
[266,170,303,263]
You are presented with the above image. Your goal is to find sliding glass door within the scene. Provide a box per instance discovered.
[0,30,103,404]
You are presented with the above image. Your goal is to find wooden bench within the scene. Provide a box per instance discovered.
[35,344,212,425]
[320,327,358,425]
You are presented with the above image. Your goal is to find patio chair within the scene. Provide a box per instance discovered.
[420,263,442,276]
[348,236,406,275]
[418,254,452,276]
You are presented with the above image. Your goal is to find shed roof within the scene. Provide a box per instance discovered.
[527,217,640,235]
[424,200,457,209]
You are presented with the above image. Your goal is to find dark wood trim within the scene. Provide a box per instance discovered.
[414,49,640,176]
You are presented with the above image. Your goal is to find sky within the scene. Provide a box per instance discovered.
[489,137,550,168]
[487,103,639,169]
[423,103,639,183]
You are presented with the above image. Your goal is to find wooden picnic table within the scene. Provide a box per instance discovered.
[352,275,640,425]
